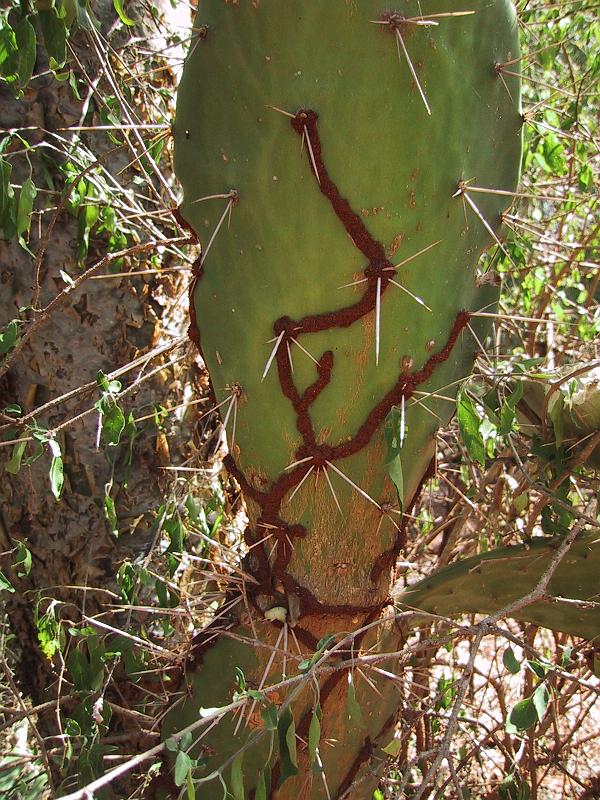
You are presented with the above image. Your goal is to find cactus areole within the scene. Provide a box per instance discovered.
[167,1,522,797]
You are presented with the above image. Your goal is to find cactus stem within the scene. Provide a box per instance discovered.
[261,330,285,382]
[394,28,432,116]
[375,275,382,366]
[326,460,382,511]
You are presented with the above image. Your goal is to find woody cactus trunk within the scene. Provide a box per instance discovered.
[165,1,522,797]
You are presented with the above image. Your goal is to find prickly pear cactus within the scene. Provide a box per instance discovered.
[164,1,522,797]
[399,531,600,640]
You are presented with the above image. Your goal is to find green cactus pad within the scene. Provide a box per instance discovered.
[168,1,523,796]
[176,0,522,609]
[398,532,600,640]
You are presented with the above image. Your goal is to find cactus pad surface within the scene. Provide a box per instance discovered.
[167,1,523,796]
[399,531,600,640]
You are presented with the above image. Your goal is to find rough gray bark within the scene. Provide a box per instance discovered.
[0,0,192,726]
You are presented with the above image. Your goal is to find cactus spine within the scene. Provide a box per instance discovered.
[165,2,523,797]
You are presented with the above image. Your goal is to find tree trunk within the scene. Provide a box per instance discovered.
[0,0,192,789]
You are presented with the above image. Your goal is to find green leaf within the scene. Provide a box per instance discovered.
[230,751,244,800]
[96,396,126,446]
[174,751,192,788]
[286,717,298,768]
[0,570,15,593]
[113,0,135,25]
[500,773,531,800]
[234,666,246,692]
[308,704,322,765]
[49,453,64,500]
[457,390,486,464]
[255,769,267,800]
[17,175,37,246]
[527,660,548,680]
[261,703,278,731]
[64,718,81,737]
[299,634,336,673]
[499,381,523,435]
[38,8,67,67]
[381,737,402,757]
[60,269,75,287]
[186,768,195,800]
[532,683,549,722]
[104,496,118,536]
[316,634,336,652]
[346,676,363,725]
[5,436,28,474]
[383,406,405,508]
[513,492,528,514]
[14,17,37,90]
[0,156,16,235]
[68,68,81,99]
[0,320,19,356]
[560,646,572,668]
[96,370,110,393]
[14,541,32,577]
[578,163,594,192]
[508,696,537,731]
[277,708,298,787]
[435,674,456,711]
[0,24,17,70]
[503,647,521,675]
[185,493,201,524]
[547,392,565,448]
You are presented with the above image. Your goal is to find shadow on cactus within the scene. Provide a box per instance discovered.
[149,1,580,797]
